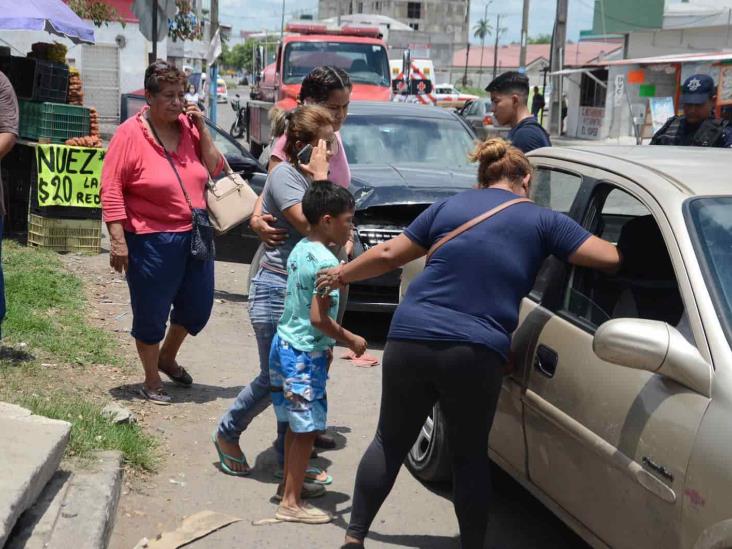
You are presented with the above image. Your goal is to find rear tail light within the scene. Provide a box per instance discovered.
[483,115,493,126]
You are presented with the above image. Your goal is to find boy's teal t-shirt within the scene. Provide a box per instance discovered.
[277,238,340,352]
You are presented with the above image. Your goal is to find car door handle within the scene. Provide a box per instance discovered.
[534,345,558,378]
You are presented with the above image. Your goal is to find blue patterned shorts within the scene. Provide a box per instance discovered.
[269,334,329,433]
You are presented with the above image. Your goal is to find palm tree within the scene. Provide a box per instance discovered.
[473,18,493,88]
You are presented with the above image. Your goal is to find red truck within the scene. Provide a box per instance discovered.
[245,23,392,158]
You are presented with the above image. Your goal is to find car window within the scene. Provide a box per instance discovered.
[464,101,481,116]
[340,114,475,166]
[687,197,732,347]
[562,187,687,337]
[207,122,242,158]
[283,42,390,86]
[531,167,582,213]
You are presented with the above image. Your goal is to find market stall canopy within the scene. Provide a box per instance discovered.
[0,0,95,44]
[132,0,176,43]
[605,50,732,66]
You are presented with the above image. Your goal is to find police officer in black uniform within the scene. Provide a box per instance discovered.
[651,74,732,147]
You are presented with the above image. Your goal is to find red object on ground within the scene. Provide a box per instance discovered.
[341,351,380,368]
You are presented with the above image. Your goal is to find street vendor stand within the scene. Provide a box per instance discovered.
[0,0,104,254]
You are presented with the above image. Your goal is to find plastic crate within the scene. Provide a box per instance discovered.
[27,214,101,254]
[6,57,69,103]
[19,100,90,143]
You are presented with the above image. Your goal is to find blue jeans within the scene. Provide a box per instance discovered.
[217,268,288,464]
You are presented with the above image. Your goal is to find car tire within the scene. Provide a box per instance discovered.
[406,403,452,483]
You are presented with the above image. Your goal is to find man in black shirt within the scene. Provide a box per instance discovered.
[531,85,545,117]
[486,71,551,152]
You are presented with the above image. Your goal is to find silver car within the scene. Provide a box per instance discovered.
[403,146,732,549]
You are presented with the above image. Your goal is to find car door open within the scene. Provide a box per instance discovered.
[522,182,712,549]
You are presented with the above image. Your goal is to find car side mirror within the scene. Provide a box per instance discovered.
[593,318,711,397]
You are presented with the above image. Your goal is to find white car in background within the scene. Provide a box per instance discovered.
[433,84,479,108]
[216,78,228,103]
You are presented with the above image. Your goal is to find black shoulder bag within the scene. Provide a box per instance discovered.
[147,116,215,261]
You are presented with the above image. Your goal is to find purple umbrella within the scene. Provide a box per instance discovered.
[0,0,95,44]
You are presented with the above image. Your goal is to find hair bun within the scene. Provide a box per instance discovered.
[468,138,509,164]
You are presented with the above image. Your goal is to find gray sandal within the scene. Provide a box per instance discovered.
[140,385,172,405]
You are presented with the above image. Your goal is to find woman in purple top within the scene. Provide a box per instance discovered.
[318,139,623,549]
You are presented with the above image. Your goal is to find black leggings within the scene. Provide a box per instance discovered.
[347,339,505,548]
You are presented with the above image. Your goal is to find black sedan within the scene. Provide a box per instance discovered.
[341,101,478,312]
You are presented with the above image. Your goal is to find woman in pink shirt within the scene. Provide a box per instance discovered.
[251,66,353,247]
[101,60,224,404]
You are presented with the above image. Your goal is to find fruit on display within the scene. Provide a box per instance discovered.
[67,68,84,105]
[89,107,100,137]
[65,135,102,148]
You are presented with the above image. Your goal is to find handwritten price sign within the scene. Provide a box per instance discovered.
[35,144,105,208]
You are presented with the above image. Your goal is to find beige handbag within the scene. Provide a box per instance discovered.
[206,156,258,234]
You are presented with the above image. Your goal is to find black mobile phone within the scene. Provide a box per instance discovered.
[297,144,313,164]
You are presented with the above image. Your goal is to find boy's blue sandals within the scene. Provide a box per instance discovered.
[212,431,251,476]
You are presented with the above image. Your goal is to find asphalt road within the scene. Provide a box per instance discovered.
[108,255,590,549]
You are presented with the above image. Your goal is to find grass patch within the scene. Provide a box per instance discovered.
[0,242,158,471]
[18,394,158,471]
[3,241,119,365]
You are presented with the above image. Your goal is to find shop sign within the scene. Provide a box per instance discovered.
[614,75,624,107]
[35,144,104,208]
[578,106,605,139]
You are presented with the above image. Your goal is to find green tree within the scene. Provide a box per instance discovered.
[527,33,552,44]
[473,18,493,87]
[221,38,264,73]
[68,0,124,27]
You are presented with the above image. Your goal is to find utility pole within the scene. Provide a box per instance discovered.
[462,0,471,87]
[549,0,567,135]
[280,0,286,39]
[150,0,158,63]
[519,0,530,71]
[491,13,502,80]
[477,2,489,89]
[209,0,219,124]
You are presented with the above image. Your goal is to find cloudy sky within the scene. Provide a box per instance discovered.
[218,0,597,44]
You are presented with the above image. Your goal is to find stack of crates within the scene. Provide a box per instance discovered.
[2,55,101,253]
[27,214,101,255]
[19,100,91,143]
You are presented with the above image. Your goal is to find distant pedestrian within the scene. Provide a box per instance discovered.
[318,139,621,548]
[651,74,732,147]
[486,71,551,152]
[0,68,18,338]
[531,85,545,117]
[101,60,225,404]
[270,181,366,524]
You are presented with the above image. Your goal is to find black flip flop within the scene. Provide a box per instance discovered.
[159,364,193,386]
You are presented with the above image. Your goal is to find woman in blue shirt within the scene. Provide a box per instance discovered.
[318,139,622,549]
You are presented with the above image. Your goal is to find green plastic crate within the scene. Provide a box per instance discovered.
[27,214,101,254]
[19,100,90,143]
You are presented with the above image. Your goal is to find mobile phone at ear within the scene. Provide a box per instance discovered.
[297,144,313,164]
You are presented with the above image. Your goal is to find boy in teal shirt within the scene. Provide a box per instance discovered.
[270,181,367,524]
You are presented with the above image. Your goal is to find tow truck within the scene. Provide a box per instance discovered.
[245,22,392,158]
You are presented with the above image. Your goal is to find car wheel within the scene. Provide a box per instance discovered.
[406,403,452,483]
